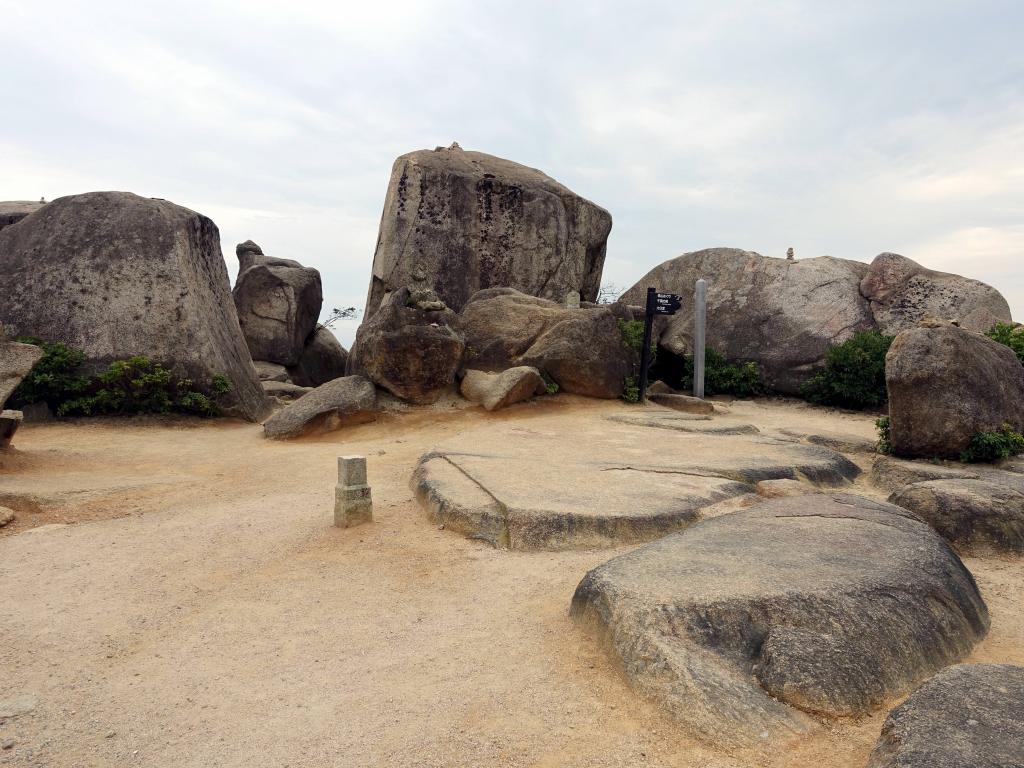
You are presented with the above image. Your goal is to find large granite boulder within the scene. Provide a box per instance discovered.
[867,663,1024,768]
[622,248,874,394]
[570,494,988,746]
[362,144,611,317]
[886,322,1024,458]
[460,288,630,399]
[861,252,1012,335]
[348,287,464,404]
[263,375,377,439]
[0,192,268,421]
[0,201,45,232]
[232,240,323,367]
[0,341,43,409]
[459,366,545,411]
[287,326,348,387]
[889,479,1024,553]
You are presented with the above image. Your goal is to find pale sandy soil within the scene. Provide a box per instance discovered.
[1,396,1021,767]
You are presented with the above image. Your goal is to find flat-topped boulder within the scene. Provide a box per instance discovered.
[0,192,269,421]
[861,252,1012,335]
[262,376,377,439]
[412,418,858,550]
[622,248,874,394]
[0,341,43,409]
[363,144,611,317]
[889,478,1024,553]
[570,494,989,747]
[867,663,1024,768]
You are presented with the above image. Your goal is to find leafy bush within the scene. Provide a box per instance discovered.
[11,340,231,418]
[986,322,1024,365]
[674,348,764,398]
[10,337,88,409]
[800,330,893,409]
[617,318,654,356]
[960,424,1024,463]
[875,416,892,455]
[622,375,640,403]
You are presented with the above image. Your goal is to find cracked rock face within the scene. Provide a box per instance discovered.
[362,145,611,317]
[622,248,874,394]
[411,418,859,550]
[867,663,1024,768]
[571,494,989,747]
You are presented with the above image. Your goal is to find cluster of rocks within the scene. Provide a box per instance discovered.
[623,248,1012,394]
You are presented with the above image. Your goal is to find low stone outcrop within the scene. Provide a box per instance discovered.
[253,361,289,382]
[870,456,982,492]
[648,392,714,414]
[262,376,377,439]
[287,326,348,387]
[363,144,611,317]
[861,252,1012,335]
[622,249,874,394]
[889,479,1024,553]
[460,288,630,399]
[0,192,268,421]
[885,322,1024,458]
[412,418,859,550]
[261,380,313,401]
[349,287,464,404]
[0,201,45,232]
[0,341,43,409]
[460,367,544,411]
[867,664,1024,768]
[232,241,323,367]
[0,410,23,448]
[570,494,988,747]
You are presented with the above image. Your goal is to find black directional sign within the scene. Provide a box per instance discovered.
[637,287,684,402]
[653,292,682,315]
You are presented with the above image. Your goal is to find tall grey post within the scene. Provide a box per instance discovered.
[693,279,707,399]
[335,456,373,528]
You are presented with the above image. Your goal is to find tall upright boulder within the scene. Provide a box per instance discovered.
[0,192,269,421]
[861,252,1012,335]
[886,321,1024,458]
[622,248,874,394]
[232,240,323,367]
[363,144,611,317]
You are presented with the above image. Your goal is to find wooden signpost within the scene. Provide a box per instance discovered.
[639,286,682,402]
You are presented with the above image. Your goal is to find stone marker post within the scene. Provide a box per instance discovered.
[694,279,707,399]
[335,456,373,528]
[565,290,581,309]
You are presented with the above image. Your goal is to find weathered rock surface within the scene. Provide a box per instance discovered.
[649,392,714,414]
[0,506,14,527]
[570,494,989,747]
[0,341,43,409]
[287,326,348,387]
[261,380,313,401]
[0,192,269,421]
[232,241,323,367]
[861,252,1012,335]
[412,419,859,550]
[606,412,757,435]
[886,323,1024,458]
[623,248,874,394]
[779,428,877,454]
[262,376,377,439]
[363,144,611,317]
[253,360,290,382]
[871,455,981,492]
[0,410,23,449]
[349,287,464,404]
[0,201,45,232]
[890,479,1024,553]
[460,367,544,411]
[460,288,630,399]
[867,663,1024,768]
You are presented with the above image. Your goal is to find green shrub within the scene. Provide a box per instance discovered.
[617,318,655,357]
[986,322,1024,365]
[11,337,89,409]
[12,339,230,418]
[875,416,892,455]
[800,330,893,409]
[960,424,1024,463]
[675,348,764,398]
[622,375,640,403]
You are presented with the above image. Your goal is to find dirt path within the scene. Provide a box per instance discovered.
[1,397,1021,767]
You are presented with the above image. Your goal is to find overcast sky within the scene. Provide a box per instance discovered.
[2,0,1021,346]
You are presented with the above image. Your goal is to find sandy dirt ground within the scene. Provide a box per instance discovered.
[1,396,1021,767]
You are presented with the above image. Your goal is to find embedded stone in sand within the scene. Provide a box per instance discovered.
[411,420,859,550]
[570,494,989,747]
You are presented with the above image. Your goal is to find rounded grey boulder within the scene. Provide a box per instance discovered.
[0,192,269,421]
[459,367,545,411]
[262,376,377,439]
[867,663,1024,768]
[287,326,348,387]
[570,494,989,747]
[363,144,611,316]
